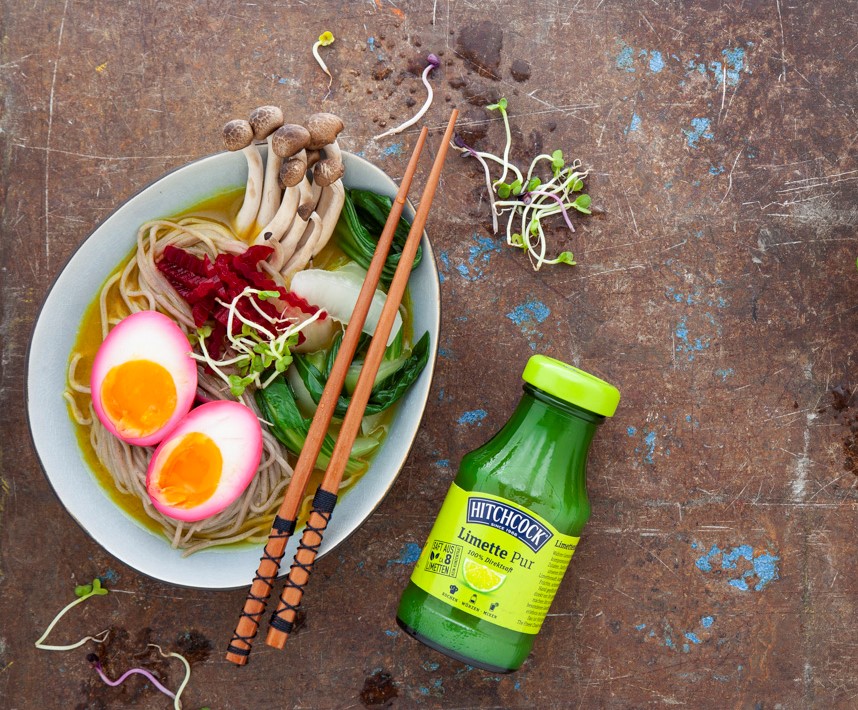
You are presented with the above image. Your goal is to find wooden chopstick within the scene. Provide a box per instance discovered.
[226,126,430,666]
[265,109,459,650]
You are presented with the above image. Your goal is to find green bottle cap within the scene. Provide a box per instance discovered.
[522,355,620,417]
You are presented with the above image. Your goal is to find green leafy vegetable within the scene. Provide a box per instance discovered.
[333,189,422,286]
[256,379,367,475]
[293,331,431,418]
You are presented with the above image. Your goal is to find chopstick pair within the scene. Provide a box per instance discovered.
[226,110,458,665]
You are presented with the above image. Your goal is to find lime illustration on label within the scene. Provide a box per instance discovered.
[410,484,579,634]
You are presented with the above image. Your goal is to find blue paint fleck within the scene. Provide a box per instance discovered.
[643,430,656,465]
[367,36,384,60]
[627,426,637,436]
[686,415,693,422]
[683,117,714,148]
[701,616,714,628]
[506,299,551,349]
[423,661,440,671]
[625,112,642,134]
[649,50,665,73]
[388,542,421,566]
[675,316,710,361]
[685,632,701,644]
[435,459,450,469]
[454,234,501,281]
[616,43,635,72]
[722,47,746,86]
[648,630,655,637]
[419,686,430,695]
[438,347,452,358]
[382,142,404,157]
[690,540,699,549]
[715,368,734,381]
[694,543,780,591]
[507,299,550,326]
[458,409,488,425]
[514,680,521,691]
[635,623,647,631]
[384,629,400,637]
[100,569,119,584]
[682,643,690,653]
[665,637,675,650]
[709,165,725,175]
[752,553,780,591]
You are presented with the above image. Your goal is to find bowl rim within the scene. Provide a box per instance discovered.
[25,148,440,589]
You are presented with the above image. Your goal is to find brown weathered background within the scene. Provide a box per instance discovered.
[2,0,857,708]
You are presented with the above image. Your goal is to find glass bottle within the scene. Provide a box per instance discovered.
[396,355,620,672]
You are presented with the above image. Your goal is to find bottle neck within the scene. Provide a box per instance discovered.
[461,385,601,534]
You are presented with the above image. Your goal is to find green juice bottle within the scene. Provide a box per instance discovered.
[396,355,620,672]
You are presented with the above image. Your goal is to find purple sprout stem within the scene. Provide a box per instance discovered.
[90,658,176,700]
[525,191,575,232]
[454,135,499,234]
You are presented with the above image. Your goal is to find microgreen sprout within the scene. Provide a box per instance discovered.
[453,98,593,270]
[191,287,324,397]
[86,644,192,710]
[374,54,440,141]
[312,31,336,91]
[35,578,109,652]
[453,134,499,234]
[87,654,177,702]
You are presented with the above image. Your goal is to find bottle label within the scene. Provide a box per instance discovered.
[409,483,580,634]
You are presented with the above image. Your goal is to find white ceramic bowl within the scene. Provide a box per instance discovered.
[27,150,439,589]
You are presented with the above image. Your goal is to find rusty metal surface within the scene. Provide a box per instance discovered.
[1,1,857,708]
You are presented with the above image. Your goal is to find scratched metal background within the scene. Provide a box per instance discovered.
[1,1,857,708]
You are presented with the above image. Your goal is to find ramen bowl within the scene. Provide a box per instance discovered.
[26,150,440,589]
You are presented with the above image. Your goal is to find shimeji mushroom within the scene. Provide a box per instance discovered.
[281,154,345,278]
[249,105,286,227]
[254,123,311,254]
[223,119,264,239]
[276,113,346,277]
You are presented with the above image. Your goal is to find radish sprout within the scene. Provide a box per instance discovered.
[191,287,325,396]
[452,98,593,270]
[35,579,109,651]
[453,135,498,234]
[313,31,336,90]
[373,54,440,141]
[87,654,177,702]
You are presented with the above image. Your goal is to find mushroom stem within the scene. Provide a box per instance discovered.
[268,178,313,269]
[235,145,264,238]
[256,135,283,227]
[253,180,300,248]
[281,180,345,278]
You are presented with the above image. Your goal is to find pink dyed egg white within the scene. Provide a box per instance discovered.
[145,400,263,522]
[90,311,198,447]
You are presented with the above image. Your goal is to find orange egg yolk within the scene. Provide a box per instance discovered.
[101,360,177,436]
[156,432,223,509]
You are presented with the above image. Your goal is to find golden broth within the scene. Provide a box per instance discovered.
[67,187,412,538]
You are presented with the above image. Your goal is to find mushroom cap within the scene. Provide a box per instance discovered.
[279,150,308,188]
[249,105,285,140]
[272,124,311,158]
[312,157,345,187]
[306,113,344,150]
[222,119,254,151]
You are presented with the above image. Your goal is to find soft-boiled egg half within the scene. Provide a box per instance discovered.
[91,311,198,447]
[146,401,262,522]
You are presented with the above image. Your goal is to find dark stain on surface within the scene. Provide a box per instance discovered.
[360,670,398,706]
[457,107,491,144]
[462,80,500,107]
[822,385,857,475]
[175,629,212,664]
[456,21,503,79]
[510,58,531,82]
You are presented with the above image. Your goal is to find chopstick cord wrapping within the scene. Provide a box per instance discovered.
[269,488,338,633]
